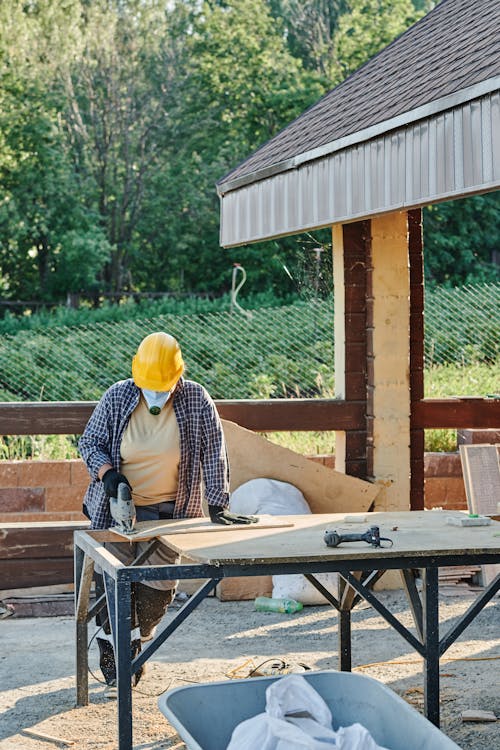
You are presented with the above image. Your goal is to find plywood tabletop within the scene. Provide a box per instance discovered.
[153,511,500,566]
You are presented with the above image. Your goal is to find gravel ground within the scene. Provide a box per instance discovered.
[0,589,499,750]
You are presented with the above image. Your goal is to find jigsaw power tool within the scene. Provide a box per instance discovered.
[109,482,136,534]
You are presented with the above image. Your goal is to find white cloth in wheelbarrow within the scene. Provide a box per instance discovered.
[226,674,388,750]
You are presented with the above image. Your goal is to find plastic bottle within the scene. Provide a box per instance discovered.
[254,596,303,613]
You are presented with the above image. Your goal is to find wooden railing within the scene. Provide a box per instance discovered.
[0,397,498,435]
[1,397,498,592]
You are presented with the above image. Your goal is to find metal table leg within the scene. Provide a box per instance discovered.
[75,543,94,707]
[338,575,352,671]
[116,575,133,750]
[422,566,440,726]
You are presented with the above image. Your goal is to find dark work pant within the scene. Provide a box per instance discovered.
[94,501,176,683]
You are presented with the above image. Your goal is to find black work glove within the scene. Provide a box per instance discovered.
[208,505,258,525]
[101,468,131,498]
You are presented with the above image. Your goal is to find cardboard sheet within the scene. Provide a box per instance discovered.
[222,419,380,514]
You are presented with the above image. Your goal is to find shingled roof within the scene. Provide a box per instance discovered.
[218,0,500,191]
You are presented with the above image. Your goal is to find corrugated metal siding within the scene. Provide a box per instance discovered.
[220,92,500,247]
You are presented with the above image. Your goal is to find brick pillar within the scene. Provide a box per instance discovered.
[332,220,369,479]
[408,209,425,510]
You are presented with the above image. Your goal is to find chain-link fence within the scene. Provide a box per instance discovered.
[0,284,497,403]
[425,283,499,366]
[0,301,334,402]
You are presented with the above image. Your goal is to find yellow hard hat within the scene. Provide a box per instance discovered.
[132,332,185,391]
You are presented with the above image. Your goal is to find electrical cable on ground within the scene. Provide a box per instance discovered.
[87,627,203,698]
[354,654,500,670]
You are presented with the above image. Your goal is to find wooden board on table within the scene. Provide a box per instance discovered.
[109,514,294,541]
[222,419,379,513]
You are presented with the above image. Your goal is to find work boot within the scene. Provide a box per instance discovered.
[131,638,144,686]
[96,636,145,687]
[97,637,116,686]
[135,583,175,641]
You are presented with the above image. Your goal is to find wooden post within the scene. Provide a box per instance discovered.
[368,211,411,511]
[332,221,369,479]
[408,208,425,510]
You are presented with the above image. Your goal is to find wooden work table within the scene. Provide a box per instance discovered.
[150,510,500,564]
[74,510,500,750]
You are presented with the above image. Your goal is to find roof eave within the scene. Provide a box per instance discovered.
[217,75,500,197]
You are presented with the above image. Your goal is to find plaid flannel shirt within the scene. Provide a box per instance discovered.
[78,377,229,529]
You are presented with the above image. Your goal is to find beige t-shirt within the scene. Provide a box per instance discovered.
[120,395,180,506]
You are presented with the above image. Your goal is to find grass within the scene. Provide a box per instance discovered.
[0,434,80,461]
[423,360,499,452]
[0,284,497,458]
[263,431,336,456]
[0,428,460,459]
[424,361,499,398]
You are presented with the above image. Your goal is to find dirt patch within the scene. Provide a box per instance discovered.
[0,589,499,749]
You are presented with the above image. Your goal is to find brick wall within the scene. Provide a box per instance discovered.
[0,456,337,523]
[0,451,472,522]
[0,460,89,523]
[424,453,466,510]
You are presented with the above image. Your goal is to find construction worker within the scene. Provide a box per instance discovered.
[79,331,256,691]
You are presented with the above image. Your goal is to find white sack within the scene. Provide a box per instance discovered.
[226,713,335,750]
[227,674,335,749]
[266,674,332,727]
[230,478,337,604]
[272,572,338,606]
[336,723,390,750]
[226,676,389,750]
[229,478,311,516]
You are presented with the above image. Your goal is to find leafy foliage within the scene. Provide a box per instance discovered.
[425,284,499,365]
[0,0,498,308]
[0,300,336,401]
[423,194,500,286]
[330,0,426,83]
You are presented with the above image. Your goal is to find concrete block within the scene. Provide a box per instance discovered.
[17,461,70,488]
[424,453,463,478]
[0,487,45,513]
[45,486,83,513]
[424,477,466,509]
[307,455,336,469]
[70,460,90,485]
[446,515,491,527]
[0,463,18,488]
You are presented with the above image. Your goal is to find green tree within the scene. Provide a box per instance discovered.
[267,1,347,76]
[423,194,500,286]
[330,0,427,83]
[61,0,181,293]
[0,0,496,307]
[134,0,325,295]
[0,73,100,302]
[0,0,109,303]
